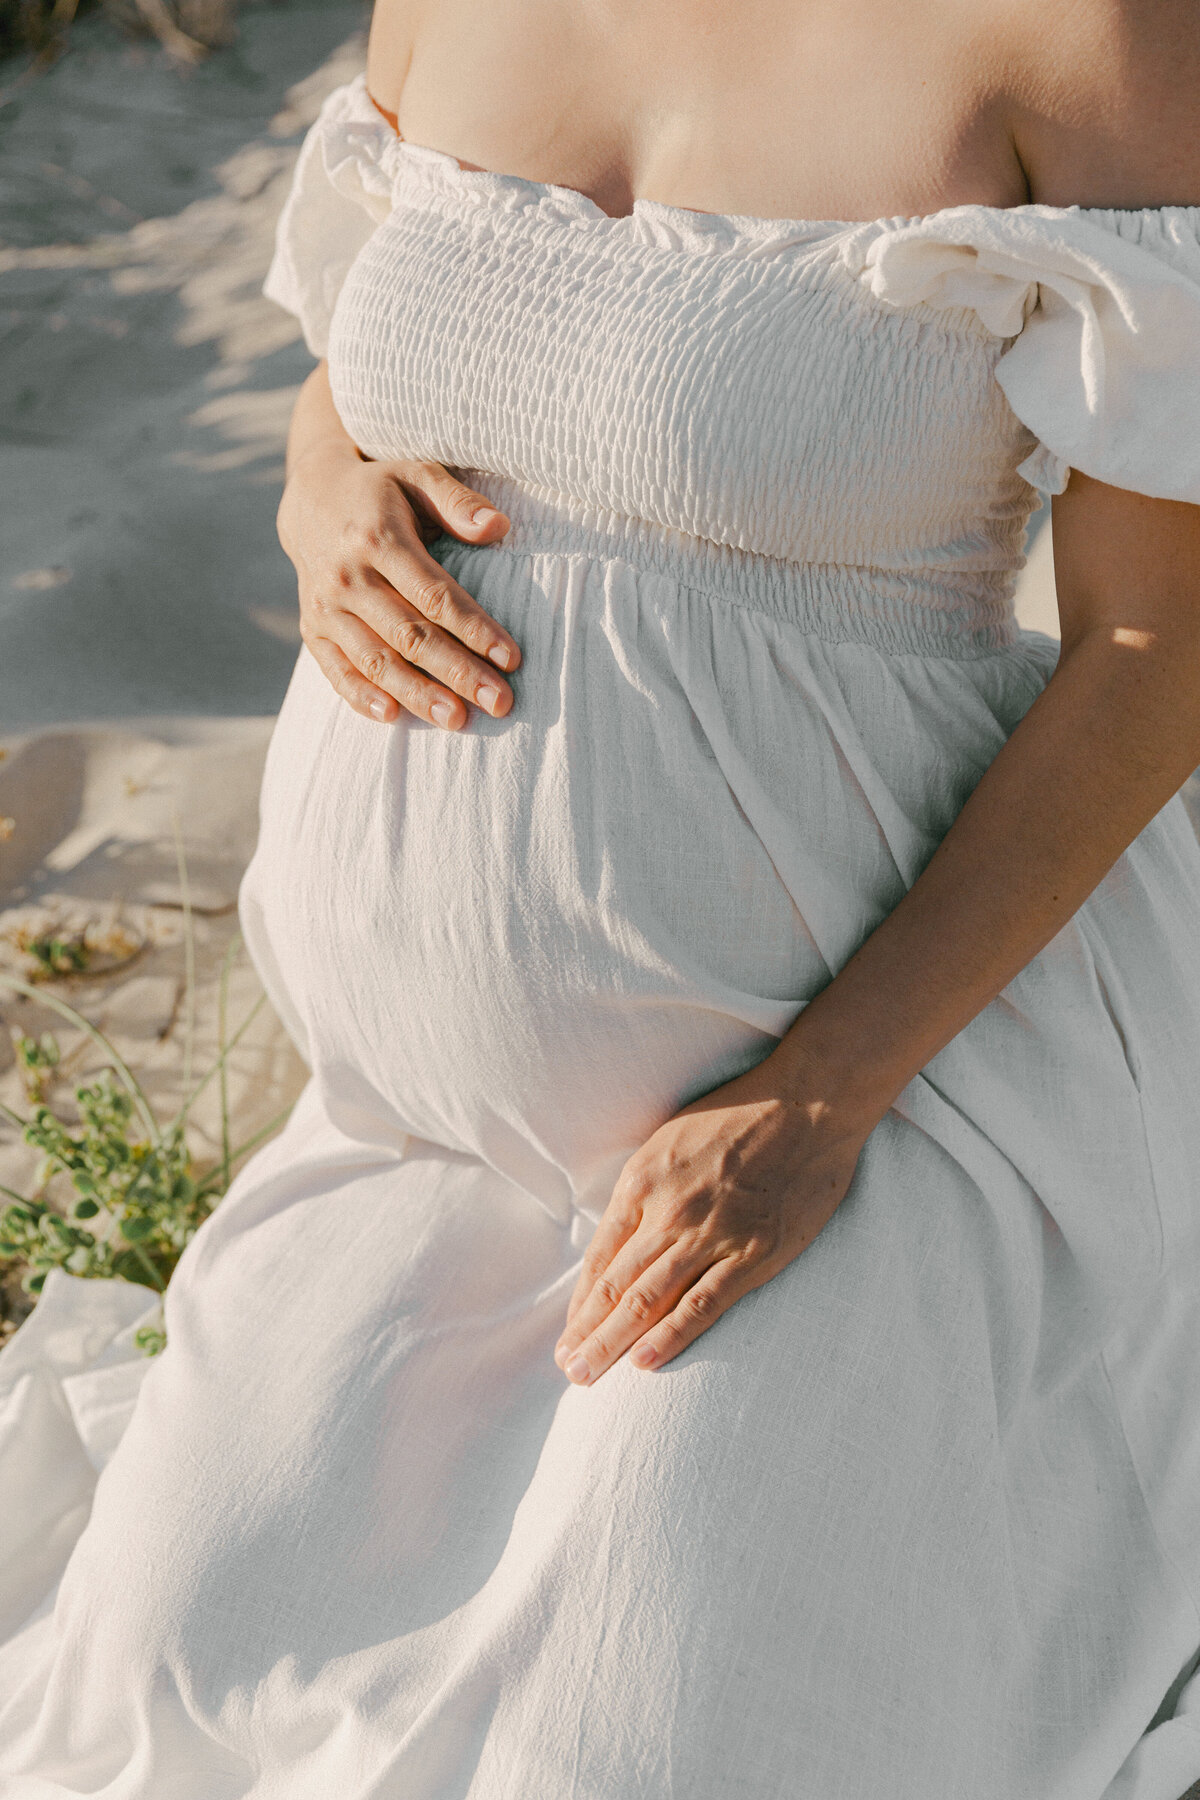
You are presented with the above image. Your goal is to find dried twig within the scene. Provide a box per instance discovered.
[127,0,205,63]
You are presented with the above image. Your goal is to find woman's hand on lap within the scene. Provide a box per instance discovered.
[277,424,521,729]
[554,1060,871,1384]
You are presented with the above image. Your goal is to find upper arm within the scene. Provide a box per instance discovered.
[365,0,420,117]
[1004,3,1200,645]
[1051,471,1200,653]
[1003,0,1200,210]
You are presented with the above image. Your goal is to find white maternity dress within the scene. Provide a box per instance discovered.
[4,73,1200,1799]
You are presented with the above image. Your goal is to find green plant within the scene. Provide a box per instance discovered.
[4,915,145,986]
[12,1028,59,1104]
[24,935,91,979]
[0,831,292,1353]
[0,1072,202,1293]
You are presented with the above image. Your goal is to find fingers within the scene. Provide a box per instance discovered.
[303,616,465,730]
[284,452,526,725]
[626,1263,754,1372]
[348,577,516,725]
[394,460,512,552]
[368,520,522,677]
[300,632,392,722]
[563,1197,643,1327]
[556,1250,752,1385]
[556,1237,694,1378]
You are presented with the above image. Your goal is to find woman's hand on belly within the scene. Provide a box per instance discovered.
[553,1062,870,1385]
[277,361,522,729]
[557,474,1200,1392]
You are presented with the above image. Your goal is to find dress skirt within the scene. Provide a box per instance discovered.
[3,536,1200,1798]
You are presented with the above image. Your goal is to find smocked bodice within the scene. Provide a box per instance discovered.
[10,74,1200,1800]
[331,189,1036,586]
[266,75,1200,652]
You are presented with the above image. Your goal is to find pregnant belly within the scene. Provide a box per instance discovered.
[238,540,1056,1220]
[237,556,842,1219]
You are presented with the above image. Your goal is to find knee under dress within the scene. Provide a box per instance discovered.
[3,72,1200,1800]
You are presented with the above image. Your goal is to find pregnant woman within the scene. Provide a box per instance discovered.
[3,0,1200,1793]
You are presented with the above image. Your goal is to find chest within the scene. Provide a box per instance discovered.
[326,185,1036,567]
[367,0,1030,225]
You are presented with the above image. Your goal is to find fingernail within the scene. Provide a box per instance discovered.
[471,505,499,526]
[368,698,388,721]
[477,682,502,714]
[563,1353,590,1385]
[553,1342,569,1368]
[487,643,513,670]
[430,699,457,728]
[630,1343,657,1368]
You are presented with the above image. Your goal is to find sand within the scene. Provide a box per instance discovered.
[0,0,372,724]
[0,3,373,1334]
[0,716,310,1339]
[0,0,1060,732]
[0,1,1065,1341]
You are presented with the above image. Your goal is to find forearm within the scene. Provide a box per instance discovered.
[285,360,361,480]
[773,623,1200,1125]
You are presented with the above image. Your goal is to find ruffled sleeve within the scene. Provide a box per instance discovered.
[839,203,1200,500]
[263,74,402,359]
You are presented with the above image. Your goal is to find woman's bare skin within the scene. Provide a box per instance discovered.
[277,0,1200,1390]
[281,0,1200,731]
[367,0,1199,221]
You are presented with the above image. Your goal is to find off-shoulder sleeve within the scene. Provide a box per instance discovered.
[263,74,402,359]
[839,204,1200,501]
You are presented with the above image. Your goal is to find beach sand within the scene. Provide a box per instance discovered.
[0,2,1065,1336]
[0,716,308,1338]
[0,0,369,726]
[0,1,370,1334]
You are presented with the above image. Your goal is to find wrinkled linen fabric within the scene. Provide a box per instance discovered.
[0,1274,161,1647]
[3,69,1200,1799]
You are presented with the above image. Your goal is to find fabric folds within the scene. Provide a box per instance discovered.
[268,73,1200,506]
[841,204,1200,500]
[5,73,1200,1800]
[263,78,402,357]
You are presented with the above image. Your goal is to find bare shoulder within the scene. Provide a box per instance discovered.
[364,0,425,115]
[997,0,1199,207]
